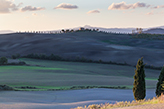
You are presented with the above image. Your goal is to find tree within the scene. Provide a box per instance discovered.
[12,55,17,59]
[133,57,146,100]
[12,54,20,59]
[66,29,70,33]
[0,57,8,65]
[132,30,135,34]
[156,66,164,97]
[61,29,65,33]
[136,28,139,33]
[70,29,74,32]
[139,28,143,34]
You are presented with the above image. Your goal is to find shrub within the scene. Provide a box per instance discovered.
[11,54,20,59]
[39,54,46,59]
[0,85,13,91]
[12,55,17,59]
[133,57,146,100]
[0,57,8,65]
[19,61,26,65]
[49,54,55,60]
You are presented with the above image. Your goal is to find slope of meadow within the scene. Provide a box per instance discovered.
[0,59,161,109]
[0,31,163,108]
[0,58,160,90]
[0,31,164,67]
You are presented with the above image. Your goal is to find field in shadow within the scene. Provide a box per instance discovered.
[0,58,160,90]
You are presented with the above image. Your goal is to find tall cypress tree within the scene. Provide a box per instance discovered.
[156,66,164,97]
[133,57,146,100]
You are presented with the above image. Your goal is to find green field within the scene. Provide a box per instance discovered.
[0,58,160,90]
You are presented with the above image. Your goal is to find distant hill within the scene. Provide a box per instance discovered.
[72,25,135,34]
[0,30,14,34]
[48,25,135,34]
[84,25,135,34]
[158,25,164,29]
[1,25,164,34]
[77,25,164,34]
[48,25,164,34]
[143,28,164,34]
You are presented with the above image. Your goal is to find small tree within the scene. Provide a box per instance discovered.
[139,28,143,34]
[66,29,70,33]
[70,29,74,32]
[133,57,146,100]
[61,29,65,33]
[156,66,164,97]
[12,55,17,59]
[0,57,8,65]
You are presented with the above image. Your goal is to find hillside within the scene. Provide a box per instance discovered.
[0,31,164,66]
[143,28,164,34]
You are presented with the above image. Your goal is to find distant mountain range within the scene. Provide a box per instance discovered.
[1,25,164,34]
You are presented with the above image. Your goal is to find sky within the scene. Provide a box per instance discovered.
[0,0,164,31]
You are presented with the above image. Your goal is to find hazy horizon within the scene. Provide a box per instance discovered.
[1,24,164,33]
[1,0,164,31]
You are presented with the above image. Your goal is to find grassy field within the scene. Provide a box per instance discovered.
[0,58,160,90]
[74,96,164,109]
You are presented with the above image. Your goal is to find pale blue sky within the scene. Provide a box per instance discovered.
[0,0,164,31]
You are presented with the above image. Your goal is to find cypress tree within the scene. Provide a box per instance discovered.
[156,66,164,97]
[133,57,146,100]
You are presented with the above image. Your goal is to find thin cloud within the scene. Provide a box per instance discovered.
[32,13,37,16]
[0,0,22,13]
[21,6,45,12]
[146,11,164,15]
[54,3,78,10]
[152,5,164,9]
[87,10,100,14]
[108,1,149,10]
[146,12,154,15]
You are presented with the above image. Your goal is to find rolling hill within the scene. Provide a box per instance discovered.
[0,31,164,67]
[143,28,164,34]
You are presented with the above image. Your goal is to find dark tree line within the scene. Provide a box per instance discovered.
[0,57,8,65]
